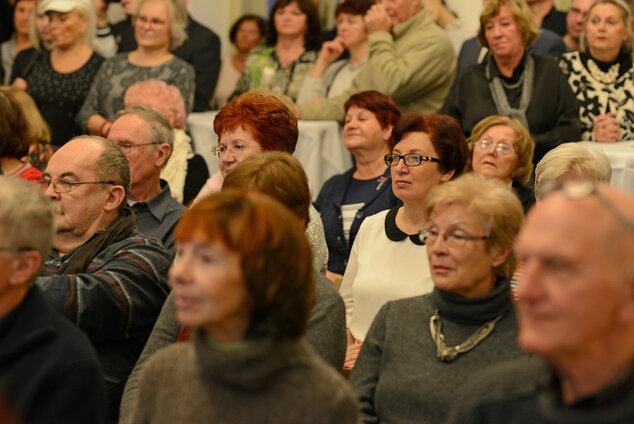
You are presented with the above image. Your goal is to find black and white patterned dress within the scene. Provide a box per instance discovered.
[559,51,634,141]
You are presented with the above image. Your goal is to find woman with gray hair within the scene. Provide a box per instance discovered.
[559,0,634,142]
[350,172,528,424]
[11,0,104,147]
[534,142,612,199]
[77,0,195,137]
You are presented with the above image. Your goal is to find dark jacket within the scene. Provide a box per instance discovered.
[513,180,536,214]
[0,288,106,424]
[314,167,401,275]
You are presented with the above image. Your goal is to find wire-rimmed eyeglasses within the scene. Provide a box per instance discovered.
[0,246,36,253]
[116,142,160,154]
[385,153,440,167]
[419,227,488,248]
[474,139,515,155]
[211,145,259,157]
[38,178,116,194]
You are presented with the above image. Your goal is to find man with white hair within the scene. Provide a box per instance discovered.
[35,136,171,420]
[298,0,455,120]
[0,176,106,424]
[447,181,634,423]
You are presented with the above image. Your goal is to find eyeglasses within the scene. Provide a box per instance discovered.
[541,179,634,232]
[384,153,440,167]
[419,227,488,248]
[39,178,115,194]
[134,15,167,27]
[0,246,35,253]
[474,139,515,155]
[212,145,259,157]
[116,142,160,155]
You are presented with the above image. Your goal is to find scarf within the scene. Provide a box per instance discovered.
[487,55,534,130]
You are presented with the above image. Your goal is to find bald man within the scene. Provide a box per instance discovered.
[447,181,634,423]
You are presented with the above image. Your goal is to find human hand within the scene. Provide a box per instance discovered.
[344,340,363,369]
[594,113,620,143]
[12,77,28,90]
[318,37,346,65]
[364,3,393,34]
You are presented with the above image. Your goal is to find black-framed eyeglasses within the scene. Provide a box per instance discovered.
[38,178,116,194]
[116,142,160,154]
[541,179,634,232]
[211,145,259,157]
[474,139,515,155]
[0,246,36,253]
[419,227,488,248]
[385,153,441,167]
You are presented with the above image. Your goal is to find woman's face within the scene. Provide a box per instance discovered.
[390,131,451,204]
[218,126,263,176]
[170,236,251,341]
[343,106,391,154]
[47,10,87,48]
[135,0,172,51]
[274,1,308,39]
[586,3,629,56]
[471,124,519,183]
[35,3,52,45]
[426,203,506,298]
[336,12,367,49]
[484,5,525,60]
[235,19,262,53]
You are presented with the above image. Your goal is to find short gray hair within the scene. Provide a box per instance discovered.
[0,176,55,260]
[136,0,189,49]
[535,143,613,199]
[114,106,174,166]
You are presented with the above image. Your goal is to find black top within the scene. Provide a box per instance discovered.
[541,5,568,37]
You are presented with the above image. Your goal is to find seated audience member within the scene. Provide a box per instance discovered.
[0,89,42,181]
[211,14,265,109]
[0,86,53,171]
[230,0,320,103]
[77,0,195,137]
[296,0,373,104]
[111,0,220,112]
[0,0,33,84]
[123,79,209,205]
[35,136,171,420]
[563,0,593,51]
[560,0,634,142]
[119,153,348,423]
[126,190,355,424]
[315,91,401,281]
[107,106,185,251]
[442,0,581,165]
[447,181,634,424]
[534,142,612,199]
[12,0,104,147]
[193,91,328,274]
[298,0,455,120]
[467,115,535,212]
[527,0,567,36]
[9,0,54,81]
[351,172,527,424]
[0,176,107,424]
[341,113,469,369]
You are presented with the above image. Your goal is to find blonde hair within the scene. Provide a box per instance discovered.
[477,0,539,49]
[534,143,613,199]
[580,0,633,53]
[424,173,524,279]
[0,86,51,144]
[467,115,534,185]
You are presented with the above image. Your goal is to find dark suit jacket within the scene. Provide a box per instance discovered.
[113,16,220,112]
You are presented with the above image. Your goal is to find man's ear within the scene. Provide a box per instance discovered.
[104,185,127,213]
[155,143,172,168]
[8,250,42,288]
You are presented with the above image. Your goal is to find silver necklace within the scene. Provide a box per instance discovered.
[429,309,504,362]
[587,59,620,84]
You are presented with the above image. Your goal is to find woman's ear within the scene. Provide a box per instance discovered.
[491,246,511,268]
[383,125,394,142]
[440,169,455,182]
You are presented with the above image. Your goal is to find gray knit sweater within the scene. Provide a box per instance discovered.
[130,330,358,424]
[350,279,527,424]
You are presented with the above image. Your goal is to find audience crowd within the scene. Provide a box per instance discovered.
[1,0,634,423]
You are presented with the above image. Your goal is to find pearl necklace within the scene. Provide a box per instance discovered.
[587,58,620,84]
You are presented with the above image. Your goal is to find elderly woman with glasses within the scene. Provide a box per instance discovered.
[467,115,535,213]
[350,172,528,424]
[340,113,468,369]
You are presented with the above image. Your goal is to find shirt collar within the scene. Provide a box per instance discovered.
[129,180,175,222]
[384,206,425,245]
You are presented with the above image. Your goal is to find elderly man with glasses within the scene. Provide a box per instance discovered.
[447,180,634,424]
[0,176,107,424]
[108,106,185,252]
[35,135,171,422]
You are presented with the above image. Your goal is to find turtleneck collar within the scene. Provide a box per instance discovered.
[384,206,425,245]
[432,277,513,325]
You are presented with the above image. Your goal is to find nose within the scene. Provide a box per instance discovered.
[169,252,193,288]
[515,259,544,303]
[393,156,409,173]
[43,181,60,200]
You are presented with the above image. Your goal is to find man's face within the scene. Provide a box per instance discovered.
[108,114,166,191]
[43,139,113,244]
[515,194,628,361]
[13,0,34,36]
[379,0,420,26]
[567,0,593,41]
